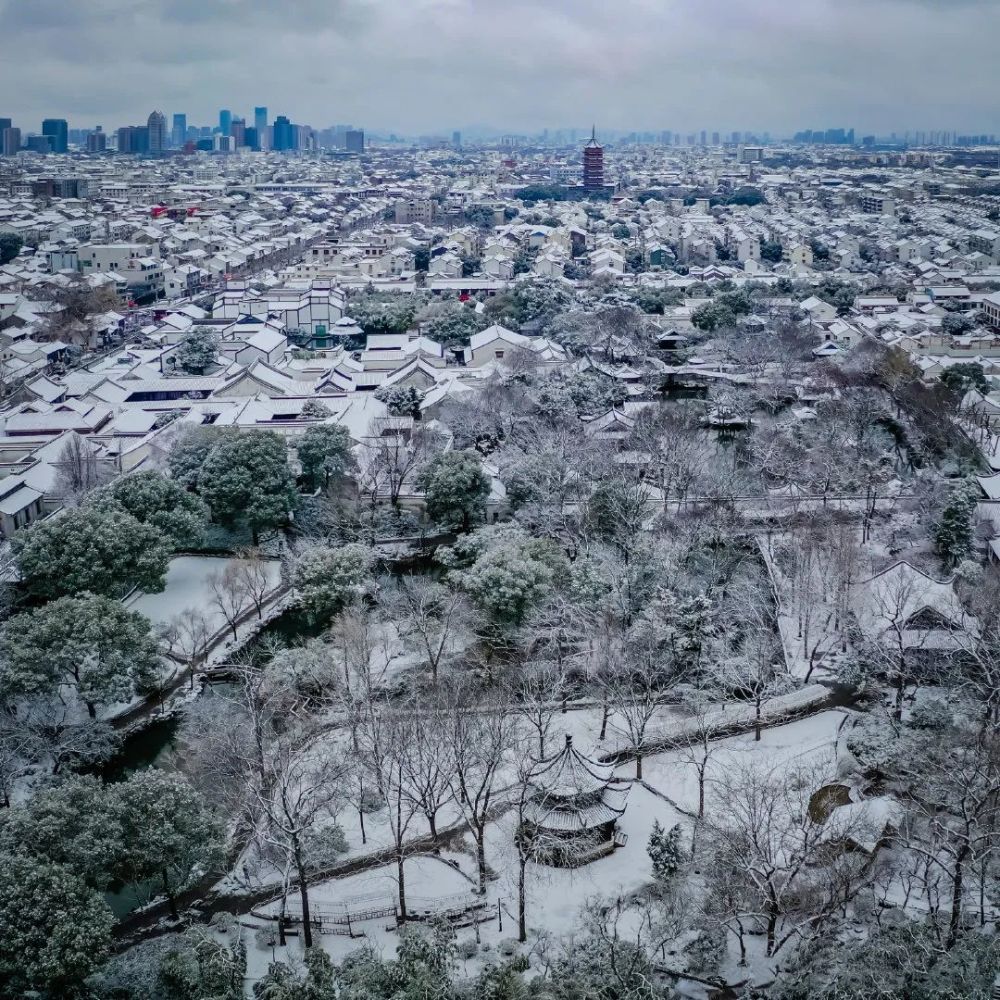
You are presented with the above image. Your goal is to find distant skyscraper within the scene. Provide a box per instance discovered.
[41,118,68,153]
[254,106,267,132]
[219,109,232,136]
[86,126,106,153]
[700,129,707,145]
[272,115,294,151]
[582,126,604,191]
[0,118,11,134]
[147,111,167,153]
[230,117,246,147]
[711,131,720,146]
[2,127,21,156]
[117,125,149,154]
[244,126,259,151]
[452,130,461,147]
[345,129,364,153]
[171,113,187,147]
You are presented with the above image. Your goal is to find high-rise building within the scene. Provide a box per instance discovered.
[147,111,167,153]
[26,135,53,153]
[0,118,11,134]
[582,126,604,191]
[244,126,259,151]
[345,129,365,153]
[711,131,720,146]
[117,125,149,154]
[219,109,232,136]
[171,113,187,147]
[1,127,21,156]
[41,118,68,153]
[272,115,294,151]
[254,106,267,132]
[452,130,461,148]
[86,126,107,153]
[230,117,246,147]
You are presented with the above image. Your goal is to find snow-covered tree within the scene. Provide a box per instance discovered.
[168,425,226,491]
[374,383,425,417]
[157,933,246,1000]
[12,506,172,599]
[0,592,161,717]
[0,854,114,996]
[112,770,221,920]
[199,430,299,544]
[453,533,557,627]
[96,469,209,549]
[647,820,685,883]
[389,575,471,684]
[0,775,119,888]
[935,478,980,569]
[293,542,373,624]
[417,448,491,531]
[444,684,515,892]
[174,327,219,374]
[297,422,354,490]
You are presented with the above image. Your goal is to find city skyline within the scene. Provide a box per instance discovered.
[1,0,999,134]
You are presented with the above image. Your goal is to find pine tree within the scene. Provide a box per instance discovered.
[647,820,685,883]
[935,480,980,568]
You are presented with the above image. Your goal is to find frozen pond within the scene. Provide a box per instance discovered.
[125,554,282,633]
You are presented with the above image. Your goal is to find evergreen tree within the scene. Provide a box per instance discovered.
[935,479,980,568]
[297,423,354,490]
[12,506,172,598]
[647,820,685,883]
[0,775,121,889]
[174,327,219,374]
[112,771,222,920]
[96,469,209,549]
[199,430,299,543]
[0,592,161,718]
[0,853,114,996]
[293,543,373,624]
[417,449,491,531]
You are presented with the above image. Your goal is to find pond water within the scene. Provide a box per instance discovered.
[99,606,328,781]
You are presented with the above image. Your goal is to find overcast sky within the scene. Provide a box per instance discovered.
[1,0,996,136]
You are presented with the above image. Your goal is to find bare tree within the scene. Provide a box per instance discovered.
[234,548,275,619]
[674,692,727,823]
[400,711,454,841]
[251,737,344,949]
[207,563,252,641]
[606,672,663,779]
[512,661,567,759]
[445,684,516,892]
[357,702,423,921]
[702,761,877,959]
[896,727,1000,948]
[52,433,111,503]
[357,417,442,510]
[390,576,471,685]
[169,607,214,685]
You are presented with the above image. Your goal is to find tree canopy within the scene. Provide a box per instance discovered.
[12,506,172,599]
[0,593,160,717]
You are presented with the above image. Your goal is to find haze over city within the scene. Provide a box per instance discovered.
[2,1,1000,999]
[1,0,999,134]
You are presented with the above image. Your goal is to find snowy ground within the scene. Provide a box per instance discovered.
[125,555,282,633]
[228,704,850,993]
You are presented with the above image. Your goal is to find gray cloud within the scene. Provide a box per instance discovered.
[0,0,997,134]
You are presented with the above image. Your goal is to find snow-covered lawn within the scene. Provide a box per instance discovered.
[231,705,849,991]
[125,554,282,632]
